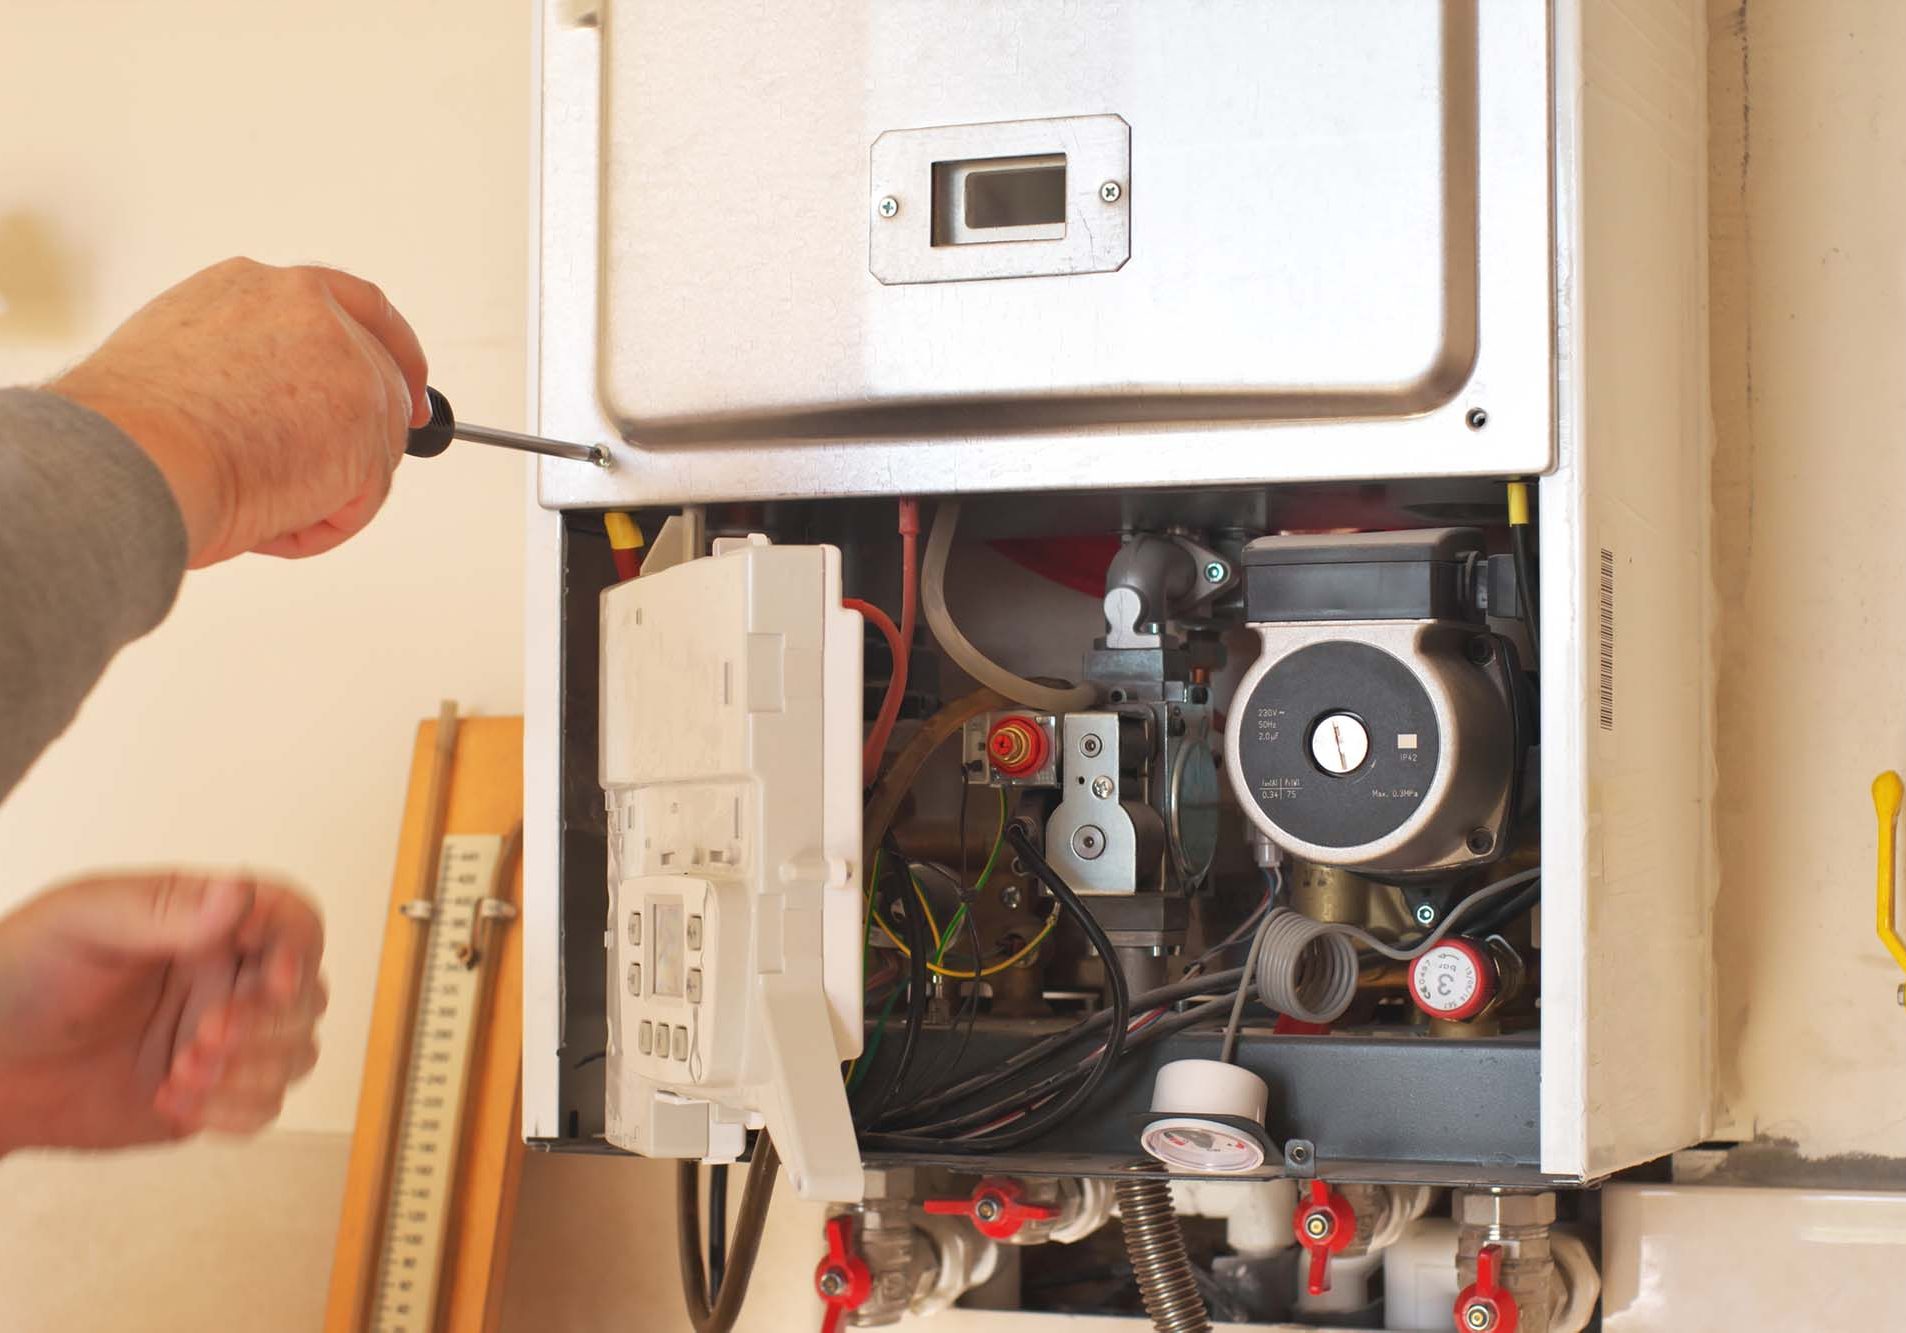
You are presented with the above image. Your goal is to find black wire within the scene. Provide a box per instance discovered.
[876,966,1247,1127]
[1511,520,1540,657]
[885,992,1244,1139]
[938,903,985,1084]
[1461,879,1542,940]
[854,843,929,1127]
[705,1163,728,1295]
[677,1137,778,1333]
[858,825,1128,1153]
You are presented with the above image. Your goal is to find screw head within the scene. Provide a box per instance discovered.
[1466,635,1497,665]
[1080,733,1104,758]
[1204,561,1227,583]
[1466,828,1496,856]
[818,1268,848,1298]
[1072,825,1106,860]
[877,195,899,219]
[1287,1142,1311,1164]
[1091,775,1116,800]
[1466,406,1489,430]
[1099,180,1123,203]
[1001,884,1024,910]
[1414,903,1438,926]
[974,1196,1003,1223]
[1303,1211,1333,1240]
[1462,1301,1498,1331]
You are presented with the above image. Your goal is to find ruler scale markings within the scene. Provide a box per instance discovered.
[367,834,504,1333]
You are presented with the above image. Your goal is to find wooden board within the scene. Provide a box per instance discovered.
[326,714,527,1333]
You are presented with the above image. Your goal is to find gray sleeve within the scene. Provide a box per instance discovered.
[0,388,187,801]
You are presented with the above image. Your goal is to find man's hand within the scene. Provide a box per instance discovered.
[48,257,431,567]
[0,873,326,1155]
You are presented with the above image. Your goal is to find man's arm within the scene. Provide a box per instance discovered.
[0,257,428,1157]
[0,257,431,803]
[0,389,187,800]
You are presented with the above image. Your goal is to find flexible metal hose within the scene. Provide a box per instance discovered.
[1116,1177,1210,1333]
[1253,906,1360,1024]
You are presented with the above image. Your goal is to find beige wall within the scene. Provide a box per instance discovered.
[1708,0,1906,1157]
[0,0,530,1135]
[0,0,550,1328]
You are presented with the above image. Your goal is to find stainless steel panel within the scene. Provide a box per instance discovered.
[539,0,1549,509]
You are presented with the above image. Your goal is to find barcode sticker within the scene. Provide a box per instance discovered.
[1598,547,1616,731]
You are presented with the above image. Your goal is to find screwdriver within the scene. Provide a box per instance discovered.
[405,387,609,467]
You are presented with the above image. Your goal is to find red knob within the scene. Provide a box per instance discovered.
[923,1177,1059,1240]
[1409,938,1499,1022]
[1454,1243,1520,1333]
[814,1215,873,1333]
[986,716,1051,778]
[1292,1179,1356,1295]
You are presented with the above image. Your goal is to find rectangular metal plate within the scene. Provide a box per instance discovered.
[870,116,1130,284]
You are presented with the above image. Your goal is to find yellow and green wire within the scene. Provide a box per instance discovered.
[848,790,1042,1091]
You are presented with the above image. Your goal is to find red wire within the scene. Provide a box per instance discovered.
[853,500,919,780]
[611,547,640,582]
[843,597,905,782]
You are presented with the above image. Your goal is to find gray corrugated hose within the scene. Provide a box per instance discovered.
[1116,1176,1211,1333]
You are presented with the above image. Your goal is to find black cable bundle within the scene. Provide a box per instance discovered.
[860,824,1129,1152]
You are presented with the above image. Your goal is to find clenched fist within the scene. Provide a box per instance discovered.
[0,873,327,1153]
[49,257,431,566]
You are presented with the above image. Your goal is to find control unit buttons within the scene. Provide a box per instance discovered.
[686,914,704,949]
[628,911,642,945]
[637,1020,653,1055]
[672,1025,689,1060]
[626,962,642,995]
[686,968,703,1003]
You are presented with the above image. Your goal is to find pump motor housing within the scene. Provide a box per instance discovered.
[1223,529,1522,877]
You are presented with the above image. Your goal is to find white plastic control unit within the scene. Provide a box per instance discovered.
[599,535,865,1201]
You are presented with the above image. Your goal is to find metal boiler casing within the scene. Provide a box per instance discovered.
[537,0,1552,508]
[524,0,1719,1187]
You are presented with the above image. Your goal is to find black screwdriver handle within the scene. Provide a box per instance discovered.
[406,386,456,458]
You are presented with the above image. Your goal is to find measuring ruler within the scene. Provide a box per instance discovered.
[371,831,517,1330]
[328,710,528,1333]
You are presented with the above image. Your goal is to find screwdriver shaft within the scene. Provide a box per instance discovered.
[453,421,607,467]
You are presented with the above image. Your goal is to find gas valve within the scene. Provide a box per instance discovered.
[1292,1179,1356,1295]
[1455,1243,1520,1333]
[924,1176,1060,1242]
[814,1215,873,1333]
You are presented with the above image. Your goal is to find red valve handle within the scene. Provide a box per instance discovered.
[814,1214,873,1333]
[1454,1242,1520,1333]
[922,1177,1059,1240]
[1291,1179,1357,1295]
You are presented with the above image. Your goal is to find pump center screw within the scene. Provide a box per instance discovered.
[1414,903,1437,925]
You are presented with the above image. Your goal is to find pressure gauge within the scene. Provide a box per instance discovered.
[1137,1059,1272,1174]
